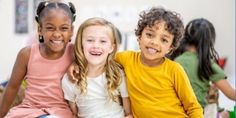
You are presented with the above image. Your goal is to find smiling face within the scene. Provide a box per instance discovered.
[82,25,114,67]
[38,8,73,54]
[138,21,174,66]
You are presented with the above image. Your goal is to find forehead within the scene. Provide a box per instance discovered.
[41,8,72,24]
[83,25,112,36]
[152,21,167,30]
[147,21,173,37]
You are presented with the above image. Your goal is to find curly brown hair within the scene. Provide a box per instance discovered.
[135,7,184,50]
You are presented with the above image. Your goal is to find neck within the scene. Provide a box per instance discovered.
[186,45,197,53]
[87,64,105,78]
[39,44,65,60]
[140,55,165,67]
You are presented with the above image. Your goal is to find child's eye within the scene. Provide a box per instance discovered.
[46,27,54,31]
[161,38,168,43]
[100,40,107,43]
[146,33,154,38]
[61,27,69,31]
[86,39,94,42]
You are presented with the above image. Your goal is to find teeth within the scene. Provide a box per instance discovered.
[90,51,102,56]
[147,47,157,54]
[52,40,62,44]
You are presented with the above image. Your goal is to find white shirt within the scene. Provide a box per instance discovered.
[62,72,128,118]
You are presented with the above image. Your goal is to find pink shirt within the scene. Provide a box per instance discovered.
[5,43,73,118]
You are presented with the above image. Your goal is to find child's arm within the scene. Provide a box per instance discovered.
[122,97,133,118]
[68,101,79,118]
[172,64,203,118]
[214,79,236,100]
[67,62,79,82]
[211,62,236,100]
[174,64,203,118]
[118,70,133,118]
[61,74,79,117]
[67,44,78,82]
[0,47,30,117]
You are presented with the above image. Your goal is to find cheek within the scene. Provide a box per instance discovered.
[163,46,172,54]
[138,39,146,48]
[103,43,114,53]
[82,43,90,52]
[83,46,90,59]
[82,41,91,48]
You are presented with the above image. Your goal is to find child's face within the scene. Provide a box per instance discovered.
[138,21,174,64]
[82,25,114,67]
[39,9,73,53]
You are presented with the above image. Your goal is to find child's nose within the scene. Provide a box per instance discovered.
[53,31,62,38]
[93,41,101,48]
[150,39,159,45]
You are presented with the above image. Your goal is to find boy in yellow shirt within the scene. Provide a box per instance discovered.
[69,7,203,118]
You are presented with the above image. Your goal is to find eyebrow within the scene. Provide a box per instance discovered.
[146,27,172,39]
[45,23,70,26]
[145,27,154,32]
[163,34,172,39]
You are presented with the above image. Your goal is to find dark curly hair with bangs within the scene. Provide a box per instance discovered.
[135,7,184,50]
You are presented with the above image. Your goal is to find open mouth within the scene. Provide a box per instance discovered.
[147,47,160,54]
[52,40,63,44]
[49,40,65,47]
[89,51,102,56]
[50,40,64,45]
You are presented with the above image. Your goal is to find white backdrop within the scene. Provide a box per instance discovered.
[0,0,235,110]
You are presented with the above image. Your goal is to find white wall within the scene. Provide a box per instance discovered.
[0,0,235,110]
[0,0,29,82]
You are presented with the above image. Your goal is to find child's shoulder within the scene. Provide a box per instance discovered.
[164,57,183,69]
[14,45,32,67]
[117,50,140,56]
[163,58,187,77]
[116,50,140,62]
[68,43,75,53]
[18,45,32,57]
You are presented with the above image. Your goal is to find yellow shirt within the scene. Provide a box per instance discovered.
[115,51,203,118]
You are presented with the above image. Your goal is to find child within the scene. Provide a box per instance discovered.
[170,18,236,118]
[62,17,133,118]
[0,1,76,118]
[68,7,203,118]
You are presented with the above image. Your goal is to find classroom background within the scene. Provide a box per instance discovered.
[0,0,235,111]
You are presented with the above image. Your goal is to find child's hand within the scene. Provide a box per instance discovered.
[73,114,79,118]
[124,115,133,118]
[67,62,79,82]
[206,84,219,104]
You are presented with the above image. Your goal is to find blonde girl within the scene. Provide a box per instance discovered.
[62,17,132,118]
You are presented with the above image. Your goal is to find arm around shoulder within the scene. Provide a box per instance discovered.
[68,101,78,118]
[66,62,79,82]
[122,97,133,118]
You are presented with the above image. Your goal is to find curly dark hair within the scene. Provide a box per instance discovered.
[135,7,184,50]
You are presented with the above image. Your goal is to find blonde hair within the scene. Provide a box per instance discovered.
[74,17,122,102]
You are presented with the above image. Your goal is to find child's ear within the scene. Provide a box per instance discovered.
[168,45,174,54]
[108,43,115,53]
[38,26,42,35]
[137,37,141,41]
